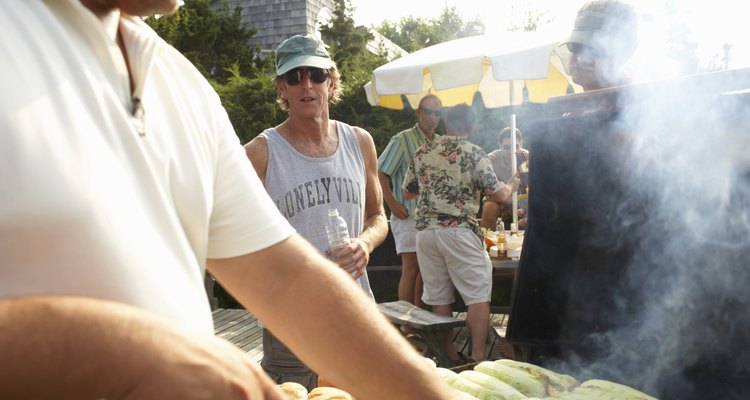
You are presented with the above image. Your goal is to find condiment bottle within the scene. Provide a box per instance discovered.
[496,219,506,244]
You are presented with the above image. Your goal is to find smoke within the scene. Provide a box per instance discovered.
[506,3,750,397]
[512,7,750,395]
[542,68,750,398]
[617,77,750,395]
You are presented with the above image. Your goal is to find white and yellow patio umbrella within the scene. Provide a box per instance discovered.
[364,31,581,110]
[365,31,582,226]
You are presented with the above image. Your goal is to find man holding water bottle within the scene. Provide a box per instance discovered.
[244,34,387,389]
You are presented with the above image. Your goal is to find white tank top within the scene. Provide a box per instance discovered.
[260,121,373,298]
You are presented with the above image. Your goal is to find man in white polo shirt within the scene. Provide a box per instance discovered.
[0,1,455,399]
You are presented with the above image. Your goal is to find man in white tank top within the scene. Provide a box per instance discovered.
[244,34,388,390]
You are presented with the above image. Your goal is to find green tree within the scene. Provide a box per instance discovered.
[212,66,284,144]
[507,4,554,32]
[146,0,279,144]
[432,7,485,43]
[318,0,389,96]
[376,7,484,52]
[377,16,435,52]
[317,0,415,151]
[319,0,374,70]
[145,0,263,83]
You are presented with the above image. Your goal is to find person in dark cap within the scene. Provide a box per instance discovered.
[244,34,388,390]
[561,0,639,91]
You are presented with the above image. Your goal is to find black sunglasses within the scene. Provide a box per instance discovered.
[567,43,605,60]
[283,68,329,85]
[420,108,442,117]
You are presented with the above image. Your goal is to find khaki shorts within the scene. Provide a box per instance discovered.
[390,216,418,254]
[416,228,492,306]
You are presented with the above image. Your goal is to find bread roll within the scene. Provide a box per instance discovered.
[277,381,308,400]
[306,386,353,400]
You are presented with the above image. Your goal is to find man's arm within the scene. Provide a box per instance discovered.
[244,136,269,185]
[339,127,388,277]
[480,200,502,229]
[207,235,456,400]
[0,296,283,399]
[377,136,410,220]
[401,157,420,202]
[378,170,409,219]
[486,174,521,204]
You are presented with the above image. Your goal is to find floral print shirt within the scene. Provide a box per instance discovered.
[402,136,504,238]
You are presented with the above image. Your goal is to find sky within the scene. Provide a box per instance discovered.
[350,0,586,35]
[349,0,750,72]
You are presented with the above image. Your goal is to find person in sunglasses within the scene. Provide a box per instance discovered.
[377,94,443,313]
[481,127,529,230]
[244,34,388,390]
[561,0,639,92]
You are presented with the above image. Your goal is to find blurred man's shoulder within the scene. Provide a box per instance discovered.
[487,149,502,159]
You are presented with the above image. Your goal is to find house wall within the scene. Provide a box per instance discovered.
[220,0,334,53]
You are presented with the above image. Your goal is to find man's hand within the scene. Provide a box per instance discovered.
[507,173,521,193]
[488,173,522,204]
[124,326,286,400]
[390,202,410,220]
[328,238,370,279]
[0,297,288,400]
[518,208,528,229]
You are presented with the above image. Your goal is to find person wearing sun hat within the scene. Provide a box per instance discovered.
[244,33,388,390]
[271,34,342,111]
[561,0,639,91]
[275,33,333,75]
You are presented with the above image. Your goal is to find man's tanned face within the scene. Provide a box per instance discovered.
[80,0,179,17]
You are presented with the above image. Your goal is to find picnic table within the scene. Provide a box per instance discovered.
[489,257,518,314]
[452,257,518,314]
[377,258,519,365]
[212,258,519,366]
[377,300,466,367]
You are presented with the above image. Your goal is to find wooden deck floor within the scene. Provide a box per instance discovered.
[212,308,264,363]
[212,308,510,364]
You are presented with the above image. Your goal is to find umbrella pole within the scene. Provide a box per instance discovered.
[510,89,518,229]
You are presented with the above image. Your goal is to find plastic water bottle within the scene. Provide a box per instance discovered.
[325,208,350,262]
[496,218,506,244]
[496,218,505,233]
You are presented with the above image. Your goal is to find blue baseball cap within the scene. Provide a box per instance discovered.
[275,34,333,76]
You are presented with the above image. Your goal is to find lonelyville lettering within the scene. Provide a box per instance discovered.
[275,176,362,218]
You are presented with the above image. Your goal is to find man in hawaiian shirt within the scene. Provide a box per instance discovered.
[402,104,519,363]
[378,95,442,310]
